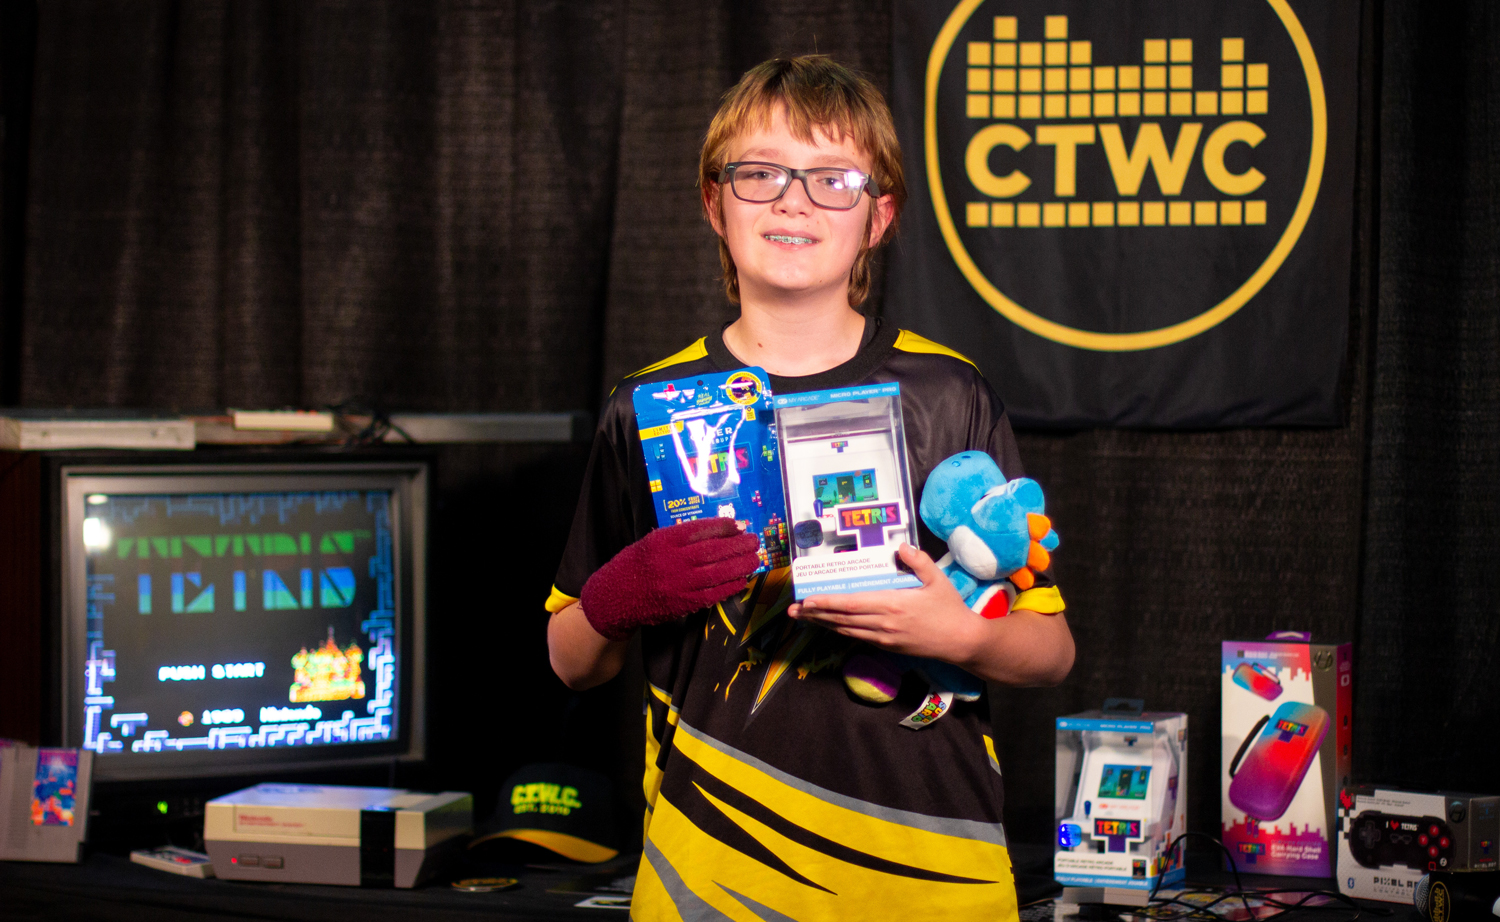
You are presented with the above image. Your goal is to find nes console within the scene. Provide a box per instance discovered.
[205,783,471,887]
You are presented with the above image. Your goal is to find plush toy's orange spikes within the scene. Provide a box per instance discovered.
[1009,567,1035,590]
[1028,541,1050,572]
[1027,513,1051,540]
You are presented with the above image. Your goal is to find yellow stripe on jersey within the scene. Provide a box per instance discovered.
[667,720,1013,873]
[753,624,816,714]
[647,682,676,712]
[715,602,736,634]
[643,697,664,838]
[544,585,578,614]
[643,682,682,841]
[626,338,710,380]
[1013,585,1065,614]
[983,734,1003,776]
[635,738,1018,922]
[608,339,711,398]
[892,329,979,368]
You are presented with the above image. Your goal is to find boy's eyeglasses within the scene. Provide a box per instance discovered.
[718,162,881,211]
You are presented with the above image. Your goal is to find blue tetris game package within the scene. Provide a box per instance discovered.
[632,367,790,573]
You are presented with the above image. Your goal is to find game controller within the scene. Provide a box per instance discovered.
[1349,811,1456,871]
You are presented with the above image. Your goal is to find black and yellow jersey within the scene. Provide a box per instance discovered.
[548,316,1061,921]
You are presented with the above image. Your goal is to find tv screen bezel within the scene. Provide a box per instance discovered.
[58,460,428,782]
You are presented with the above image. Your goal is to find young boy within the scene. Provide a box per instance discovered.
[546,56,1073,921]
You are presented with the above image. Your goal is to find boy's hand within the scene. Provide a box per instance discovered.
[580,517,761,640]
[789,543,1075,686]
[788,544,985,664]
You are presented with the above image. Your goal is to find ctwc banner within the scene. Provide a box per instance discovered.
[884,0,1359,428]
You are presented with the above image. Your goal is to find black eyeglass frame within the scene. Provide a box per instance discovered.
[716,161,882,210]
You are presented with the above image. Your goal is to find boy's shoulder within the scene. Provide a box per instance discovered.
[888,329,980,370]
[601,325,988,421]
[598,337,719,427]
[618,338,715,386]
[883,329,993,400]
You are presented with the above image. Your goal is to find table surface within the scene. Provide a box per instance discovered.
[4,847,639,921]
[0,844,1411,922]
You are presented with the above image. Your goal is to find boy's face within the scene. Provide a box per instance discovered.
[709,107,894,308]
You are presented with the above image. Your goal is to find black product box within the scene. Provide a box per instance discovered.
[1337,786,1499,903]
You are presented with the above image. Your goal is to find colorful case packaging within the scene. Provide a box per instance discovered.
[1221,633,1352,876]
[1054,709,1188,891]
[773,382,921,599]
[1335,787,1498,903]
[633,367,790,574]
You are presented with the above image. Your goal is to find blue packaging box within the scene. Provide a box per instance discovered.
[633,367,789,573]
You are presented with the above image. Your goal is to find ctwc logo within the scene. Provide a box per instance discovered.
[925,1,1326,351]
[511,783,583,816]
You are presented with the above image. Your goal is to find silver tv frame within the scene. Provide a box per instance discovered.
[58,461,428,782]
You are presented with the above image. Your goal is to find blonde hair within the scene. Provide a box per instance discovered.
[699,55,907,307]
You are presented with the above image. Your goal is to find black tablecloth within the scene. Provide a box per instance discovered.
[2,844,1406,922]
[3,848,642,921]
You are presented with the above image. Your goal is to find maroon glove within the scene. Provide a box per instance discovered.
[580,517,761,640]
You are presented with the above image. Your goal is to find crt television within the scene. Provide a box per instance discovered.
[46,456,428,782]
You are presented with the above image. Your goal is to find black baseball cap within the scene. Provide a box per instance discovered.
[470,763,619,863]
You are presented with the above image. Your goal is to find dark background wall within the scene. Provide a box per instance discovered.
[0,0,1494,849]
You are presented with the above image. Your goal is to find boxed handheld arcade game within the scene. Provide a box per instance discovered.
[1222,634,1352,876]
[773,382,921,599]
[1336,786,1498,902]
[633,367,789,573]
[1055,709,1187,892]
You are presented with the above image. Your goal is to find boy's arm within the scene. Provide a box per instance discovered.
[548,601,629,690]
[788,543,1074,686]
[547,517,762,689]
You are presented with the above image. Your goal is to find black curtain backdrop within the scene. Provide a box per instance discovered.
[1,0,1495,848]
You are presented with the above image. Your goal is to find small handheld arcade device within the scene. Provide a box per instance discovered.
[773,382,921,598]
[1055,709,1187,892]
[633,367,790,573]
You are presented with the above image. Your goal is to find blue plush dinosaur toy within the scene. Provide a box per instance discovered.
[841,451,1059,727]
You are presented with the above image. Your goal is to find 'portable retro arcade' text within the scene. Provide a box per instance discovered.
[633,367,789,573]
[773,382,921,599]
[1055,709,1187,891]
